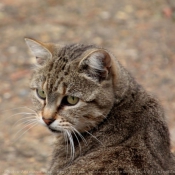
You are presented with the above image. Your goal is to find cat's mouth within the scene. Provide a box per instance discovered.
[48,127,62,133]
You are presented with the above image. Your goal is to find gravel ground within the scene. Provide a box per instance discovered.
[0,0,175,174]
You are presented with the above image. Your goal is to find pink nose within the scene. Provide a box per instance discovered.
[42,118,55,126]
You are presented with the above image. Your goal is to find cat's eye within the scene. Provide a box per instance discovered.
[62,96,79,106]
[67,96,79,105]
[36,89,46,100]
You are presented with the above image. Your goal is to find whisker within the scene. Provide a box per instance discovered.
[12,116,35,126]
[85,130,104,146]
[70,132,75,161]
[71,127,87,145]
[1,112,34,124]
[66,130,73,160]
[24,107,38,114]
[101,114,110,121]
[66,130,75,161]
[65,130,72,160]
[5,112,35,119]
[96,113,111,126]
[12,112,35,116]
[14,118,38,128]
[0,106,34,113]
[63,131,69,160]
[70,128,81,154]
[13,122,38,142]
[13,120,38,138]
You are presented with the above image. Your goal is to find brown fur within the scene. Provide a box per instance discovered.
[25,38,175,175]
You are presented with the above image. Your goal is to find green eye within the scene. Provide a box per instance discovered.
[66,96,79,105]
[36,89,46,99]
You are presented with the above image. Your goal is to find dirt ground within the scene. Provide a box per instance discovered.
[0,0,175,174]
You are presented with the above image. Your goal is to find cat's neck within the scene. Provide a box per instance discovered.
[82,65,151,147]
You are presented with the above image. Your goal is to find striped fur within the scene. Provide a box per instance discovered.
[25,38,175,175]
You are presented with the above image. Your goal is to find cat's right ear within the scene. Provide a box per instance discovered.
[78,49,112,82]
[24,38,52,65]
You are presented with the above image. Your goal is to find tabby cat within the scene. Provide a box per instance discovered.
[25,38,175,175]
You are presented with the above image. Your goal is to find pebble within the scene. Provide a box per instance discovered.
[3,92,11,99]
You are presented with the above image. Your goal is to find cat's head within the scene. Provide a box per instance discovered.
[25,38,115,134]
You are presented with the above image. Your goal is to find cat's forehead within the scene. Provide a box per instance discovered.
[43,44,95,92]
[45,43,95,75]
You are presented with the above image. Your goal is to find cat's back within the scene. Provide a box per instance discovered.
[51,81,175,175]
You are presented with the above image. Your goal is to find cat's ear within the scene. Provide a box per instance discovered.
[25,38,52,65]
[79,50,112,82]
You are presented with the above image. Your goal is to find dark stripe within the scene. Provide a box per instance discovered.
[46,44,95,91]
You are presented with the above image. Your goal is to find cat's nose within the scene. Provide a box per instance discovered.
[42,117,55,126]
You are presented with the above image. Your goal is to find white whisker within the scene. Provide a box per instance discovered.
[0,106,34,113]
[85,130,104,146]
[12,116,37,127]
[67,130,73,160]
[66,130,75,161]
[99,113,111,126]
[14,118,38,128]
[63,131,69,160]
[12,112,35,116]
[71,127,87,145]
[5,112,35,119]
[24,107,38,114]
[13,120,38,138]
[70,128,81,154]
[13,122,38,142]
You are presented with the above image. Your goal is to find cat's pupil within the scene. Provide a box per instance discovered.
[36,89,46,99]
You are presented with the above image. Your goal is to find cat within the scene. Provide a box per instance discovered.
[25,38,175,175]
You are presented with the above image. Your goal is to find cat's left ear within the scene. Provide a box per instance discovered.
[25,38,52,65]
[79,50,112,82]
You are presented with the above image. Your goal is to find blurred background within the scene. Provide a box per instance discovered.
[0,0,175,174]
